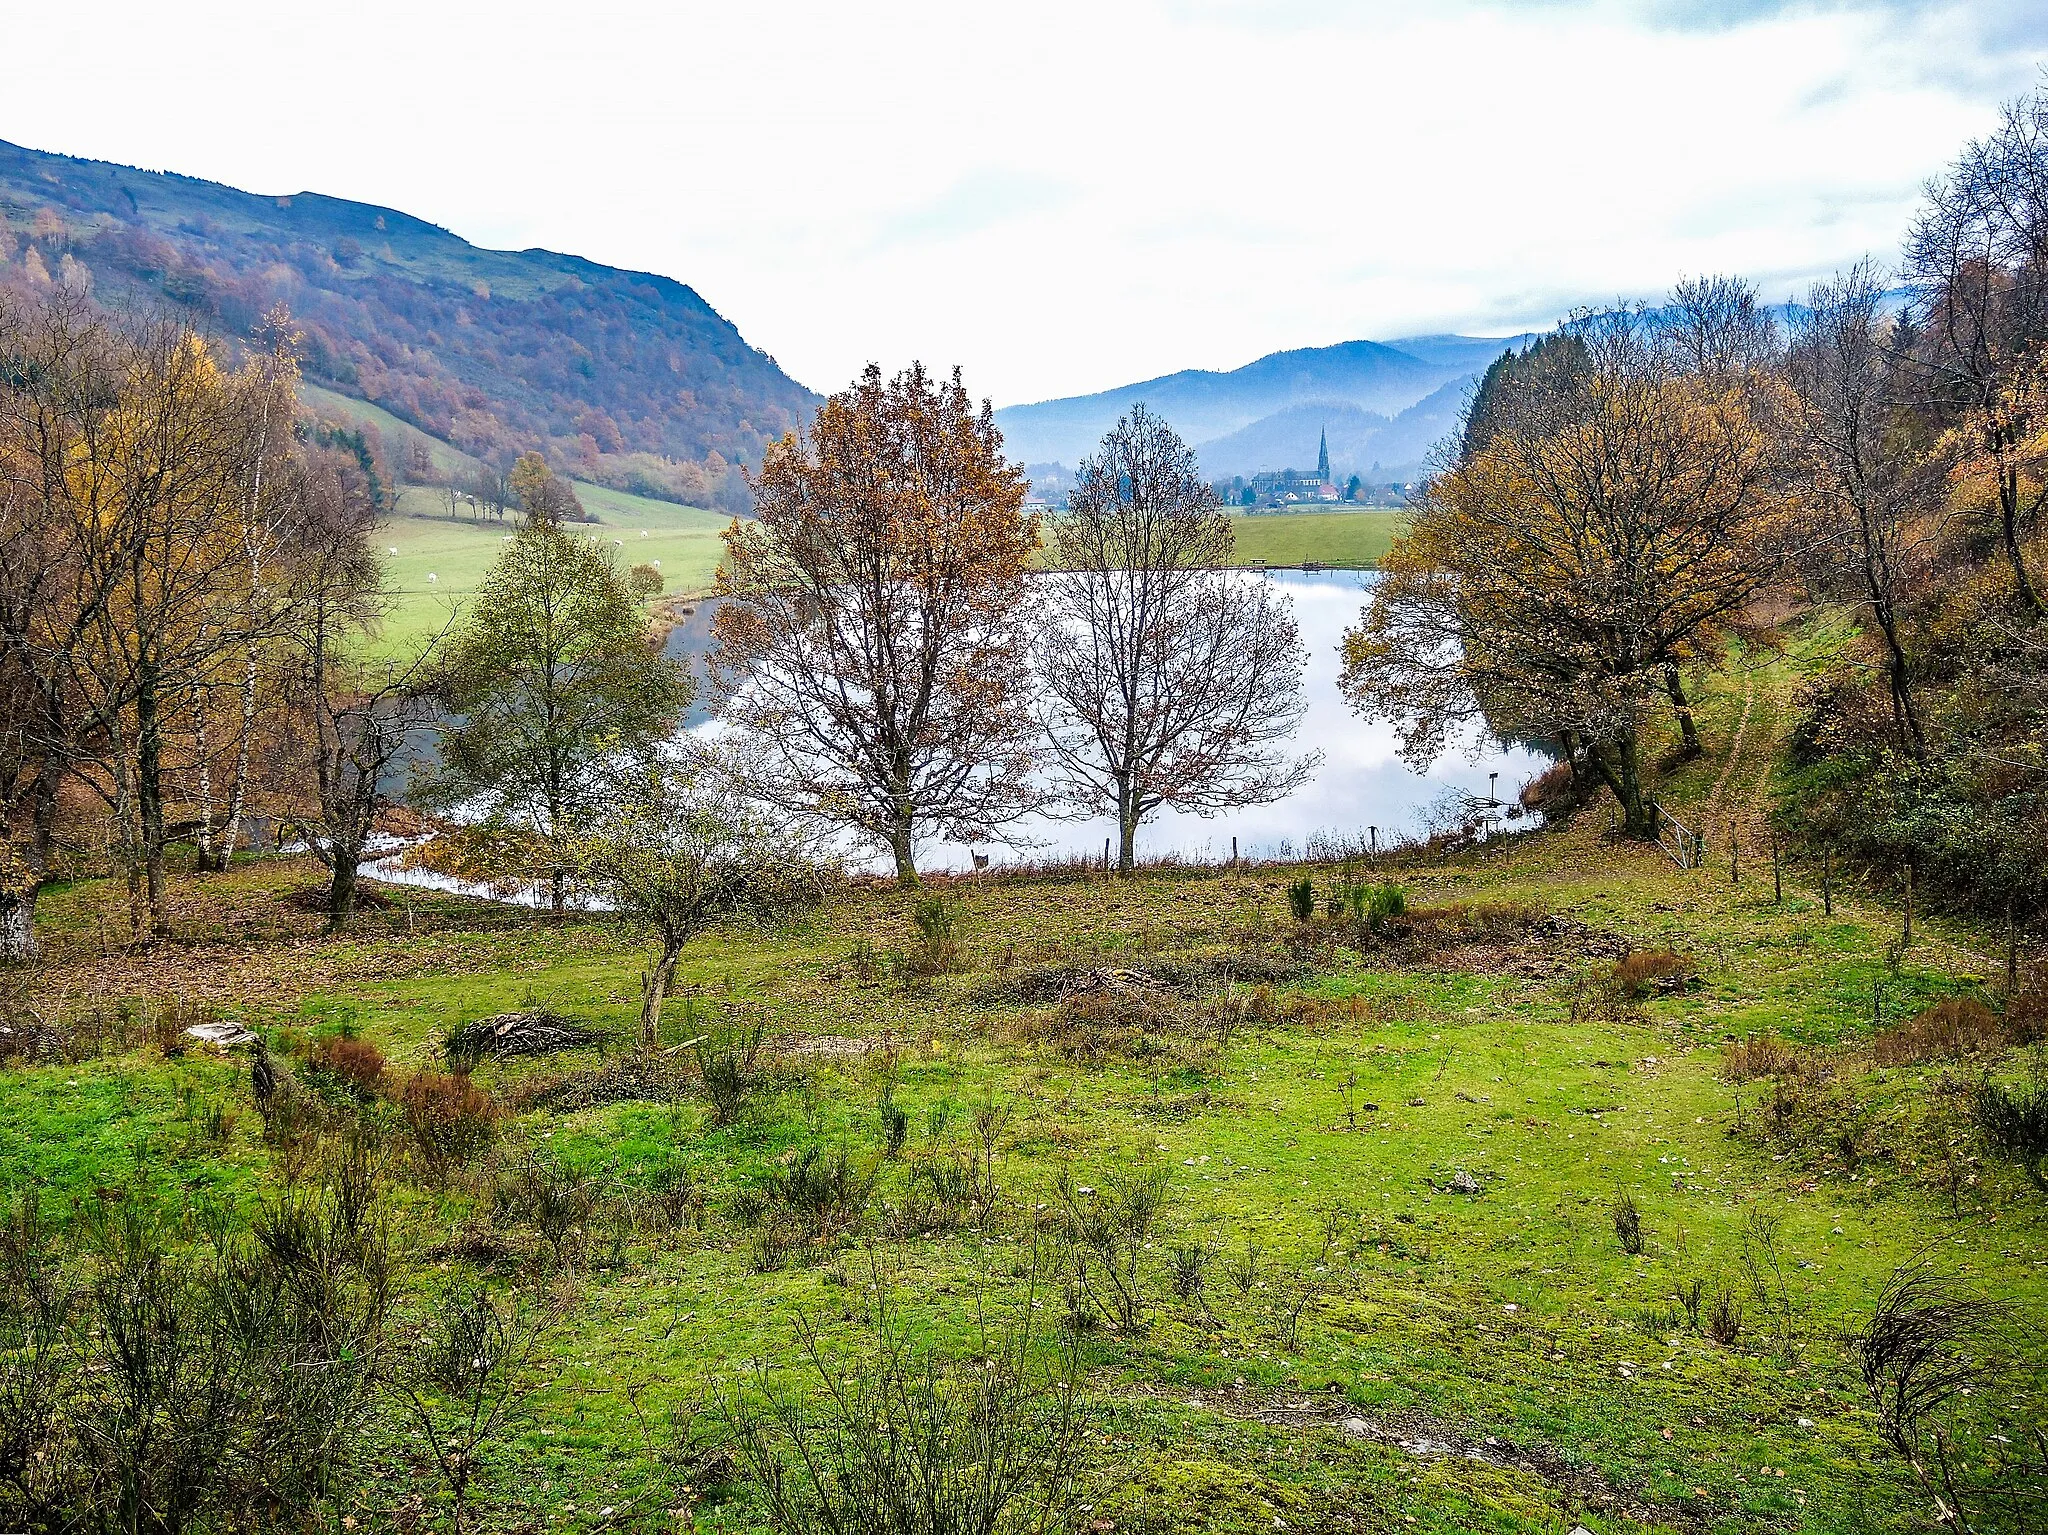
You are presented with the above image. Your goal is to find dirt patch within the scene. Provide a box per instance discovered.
[1115,1380,1714,1529]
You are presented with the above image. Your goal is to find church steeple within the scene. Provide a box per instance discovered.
[1317,426,1330,484]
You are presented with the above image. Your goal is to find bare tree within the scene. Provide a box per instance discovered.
[1901,84,2048,613]
[1036,407,1314,873]
[711,363,1044,885]
[575,758,831,1049]
[1786,261,1943,759]
[277,446,441,930]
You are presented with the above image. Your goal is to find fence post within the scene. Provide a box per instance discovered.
[1729,834,1739,885]
[2008,901,2019,994]
[1231,836,1238,869]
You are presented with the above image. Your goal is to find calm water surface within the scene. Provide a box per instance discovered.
[664,571,1543,873]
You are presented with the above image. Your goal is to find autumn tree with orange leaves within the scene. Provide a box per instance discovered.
[1340,307,1795,839]
[710,363,1043,886]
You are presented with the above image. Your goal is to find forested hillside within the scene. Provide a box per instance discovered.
[0,138,817,508]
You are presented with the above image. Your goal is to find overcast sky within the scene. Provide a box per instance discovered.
[4,1,2044,405]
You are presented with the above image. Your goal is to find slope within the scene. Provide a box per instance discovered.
[0,137,818,507]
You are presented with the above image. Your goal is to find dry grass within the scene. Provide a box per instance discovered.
[1874,998,2007,1066]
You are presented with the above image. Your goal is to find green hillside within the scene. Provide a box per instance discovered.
[298,386,731,653]
[0,137,816,506]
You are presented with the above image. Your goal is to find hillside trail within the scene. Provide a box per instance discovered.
[1694,658,2004,980]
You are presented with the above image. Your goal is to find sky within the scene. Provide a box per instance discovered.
[3,0,2044,406]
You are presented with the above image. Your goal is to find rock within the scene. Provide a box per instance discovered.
[1341,1417,1371,1436]
[1449,1170,1482,1196]
[184,1020,257,1048]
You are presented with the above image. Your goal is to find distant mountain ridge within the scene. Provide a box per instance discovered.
[0,138,817,507]
[995,331,1536,483]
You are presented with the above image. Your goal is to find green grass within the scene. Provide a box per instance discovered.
[301,383,732,655]
[10,762,2044,1532]
[1225,510,1407,569]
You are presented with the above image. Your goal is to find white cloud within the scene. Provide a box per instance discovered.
[1,0,2039,404]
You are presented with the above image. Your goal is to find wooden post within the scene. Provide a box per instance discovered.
[1729,833,1739,885]
[1822,846,1832,916]
[1873,978,1883,1032]
[1369,825,1378,866]
[1770,830,1781,905]
[1104,837,1111,876]
[2008,901,2019,994]
[1231,836,1238,869]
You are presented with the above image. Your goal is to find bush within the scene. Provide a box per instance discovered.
[1286,878,1315,922]
[1724,1032,1802,1081]
[1610,949,1699,997]
[908,896,962,975]
[1056,1157,1172,1331]
[394,1070,501,1174]
[1875,998,2007,1065]
[745,1144,876,1267]
[694,1014,769,1125]
[729,1258,1082,1535]
[0,1186,389,1531]
[307,1035,388,1098]
[1610,1193,1644,1254]
[1973,1080,2048,1191]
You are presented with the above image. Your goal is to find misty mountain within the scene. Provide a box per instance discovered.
[1191,374,1476,483]
[1385,332,1539,371]
[995,333,1531,474]
[993,339,1467,468]
[0,138,817,506]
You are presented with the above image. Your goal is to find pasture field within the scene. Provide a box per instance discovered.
[300,383,731,654]
[1225,510,1408,569]
[5,644,2043,1534]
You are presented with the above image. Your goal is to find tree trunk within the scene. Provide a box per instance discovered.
[550,867,566,914]
[889,821,919,888]
[135,663,170,939]
[1664,671,1700,760]
[326,855,360,932]
[640,938,682,1051]
[1592,733,1655,839]
[1999,464,2044,617]
[215,644,260,867]
[0,884,37,966]
[1116,779,1138,875]
[194,683,219,871]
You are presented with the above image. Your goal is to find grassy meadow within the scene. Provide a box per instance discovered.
[301,383,732,654]
[5,639,2043,1534]
[1224,510,1408,569]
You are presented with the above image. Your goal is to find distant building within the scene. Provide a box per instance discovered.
[1247,427,1338,508]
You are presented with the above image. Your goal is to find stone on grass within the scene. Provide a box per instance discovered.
[1449,1170,1482,1196]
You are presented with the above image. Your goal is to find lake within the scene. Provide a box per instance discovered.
[663,570,1545,873]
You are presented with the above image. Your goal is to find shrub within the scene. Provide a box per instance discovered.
[1973,1080,2048,1191]
[1168,1242,1210,1302]
[729,1259,1082,1535]
[1286,879,1315,922]
[1610,1192,1644,1255]
[746,1145,876,1267]
[0,1186,389,1531]
[308,1035,388,1098]
[1056,1157,1172,1332]
[908,895,962,975]
[1610,949,1699,998]
[1726,1032,1789,1081]
[1875,998,2007,1066]
[694,1014,769,1125]
[394,1070,500,1174]
[1705,1288,1744,1346]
